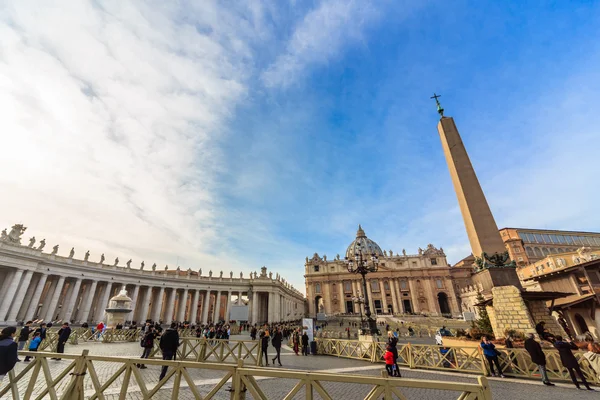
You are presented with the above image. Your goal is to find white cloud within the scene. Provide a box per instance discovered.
[262,0,380,88]
[0,1,255,274]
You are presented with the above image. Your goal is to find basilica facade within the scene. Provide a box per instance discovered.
[304,226,471,318]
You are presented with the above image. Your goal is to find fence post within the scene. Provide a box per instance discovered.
[477,346,487,376]
[62,350,89,400]
[407,343,414,369]
[231,359,246,400]
[477,376,492,400]
[199,338,207,361]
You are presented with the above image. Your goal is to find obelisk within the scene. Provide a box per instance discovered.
[433,95,505,258]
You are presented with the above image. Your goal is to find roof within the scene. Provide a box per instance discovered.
[550,293,596,308]
[499,227,600,235]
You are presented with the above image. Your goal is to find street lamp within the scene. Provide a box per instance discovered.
[345,243,380,335]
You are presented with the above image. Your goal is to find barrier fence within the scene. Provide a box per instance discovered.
[1,350,492,400]
[315,338,600,383]
[150,337,263,366]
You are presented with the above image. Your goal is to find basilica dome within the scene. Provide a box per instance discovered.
[345,225,384,259]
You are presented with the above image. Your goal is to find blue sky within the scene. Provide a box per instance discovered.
[1,1,599,292]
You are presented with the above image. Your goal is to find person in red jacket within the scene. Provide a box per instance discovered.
[384,345,395,376]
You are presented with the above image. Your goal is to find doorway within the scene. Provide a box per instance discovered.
[403,300,412,314]
[437,292,451,315]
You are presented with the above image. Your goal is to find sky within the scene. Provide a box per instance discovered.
[1,1,599,293]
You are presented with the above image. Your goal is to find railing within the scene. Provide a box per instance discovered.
[99,328,141,343]
[151,337,263,366]
[1,350,492,400]
[15,328,141,352]
[316,338,600,384]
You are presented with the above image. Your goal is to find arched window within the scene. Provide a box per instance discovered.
[542,248,550,256]
[436,279,443,289]
[400,281,408,290]
[526,247,534,257]
[534,247,543,257]
[371,280,379,292]
[315,283,321,294]
[574,313,590,334]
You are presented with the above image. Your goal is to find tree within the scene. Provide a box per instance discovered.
[475,291,494,337]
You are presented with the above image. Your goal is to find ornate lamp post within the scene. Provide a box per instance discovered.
[351,293,365,324]
[345,243,379,335]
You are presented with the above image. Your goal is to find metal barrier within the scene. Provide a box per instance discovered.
[316,338,600,384]
[1,350,492,400]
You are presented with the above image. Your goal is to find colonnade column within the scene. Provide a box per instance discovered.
[0,269,24,321]
[251,292,259,325]
[138,287,152,323]
[153,287,165,322]
[45,275,66,321]
[267,292,274,323]
[178,289,188,322]
[99,282,113,322]
[190,289,200,325]
[79,280,98,323]
[224,291,231,323]
[63,278,82,322]
[6,270,34,322]
[129,285,140,322]
[164,289,177,323]
[26,273,48,320]
[201,291,210,324]
[213,291,222,323]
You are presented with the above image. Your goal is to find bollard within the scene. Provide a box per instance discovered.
[231,359,247,400]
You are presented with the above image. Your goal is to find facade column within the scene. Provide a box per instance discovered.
[379,280,388,313]
[26,273,48,320]
[63,278,82,323]
[201,291,210,325]
[267,292,274,323]
[190,289,200,325]
[45,275,66,322]
[138,287,152,323]
[366,279,375,315]
[128,285,140,322]
[164,289,177,323]
[213,291,222,323]
[99,282,114,322]
[324,282,332,314]
[390,279,400,315]
[408,279,420,313]
[153,287,165,322]
[178,289,188,322]
[79,280,98,323]
[224,291,231,323]
[0,269,24,321]
[6,270,34,323]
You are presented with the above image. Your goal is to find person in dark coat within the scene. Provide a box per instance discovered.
[553,336,593,390]
[18,321,33,350]
[480,336,504,378]
[301,332,309,356]
[271,327,283,366]
[34,323,47,341]
[524,333,554,386]
[137,327,156,369]
[159,323,180,380]
[53,322,71,360]
[0,327,19,382]
[260,331,270,366]
[387,331,401,377]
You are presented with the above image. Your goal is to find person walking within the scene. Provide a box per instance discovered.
[384,345,395,376]
[18,321,33,351]
[137,327,156,369]
[301,331,309,356]
[250,326,257,340]
[271,327,283,366]
[0,327,19,383]
[34,323,47,342]
[554,335,593,390]
[524,333,554,386]
[292,329,300,355]
[387,331,401,377]
[159,323,180,380]
[260,331,270,366]
[480,336,504,378]
[53,322,71,360]
[24,332,42,362]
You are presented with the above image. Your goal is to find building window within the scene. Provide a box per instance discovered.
[534,234,544,243]
[542,248,550,256]
[315,283,321,294]
[371,280,379,292]
[313,265,320,272]
[400,281,408,290]
[534,247,543,257]
[344,281,352,293]
[513,247,521,253]
[331,284,337,294]
[384,281,390,290]
[412,261,417,267]
[564,236,574,245]
[430,258,438,265]
[526,247,534,257]
[436,279,443,289]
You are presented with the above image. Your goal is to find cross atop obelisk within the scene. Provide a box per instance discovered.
[430,93,444,117]
[434,97,506,258]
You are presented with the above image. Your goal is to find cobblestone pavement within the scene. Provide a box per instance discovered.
[1,338,597,399]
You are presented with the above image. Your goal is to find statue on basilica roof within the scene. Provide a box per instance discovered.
[219,270,223,278]
[38,239,46,251]
[402,249,406,256]
[100,253,105,264]
[84,251,90,261]
[114,257,119,266]
[152,263,156,271]
[51,245,59,255]
[69,247,75,258]
[126,259,132,268]
[141,261,145,269]
[28,237,36,248]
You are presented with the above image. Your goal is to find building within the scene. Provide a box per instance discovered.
[499,227,600,266]
[0,224,305,326]
[519,248,600,339]
[304,225,471,318]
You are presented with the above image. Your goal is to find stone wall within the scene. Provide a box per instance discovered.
[489,286,536,337]
[528,300,566,337]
